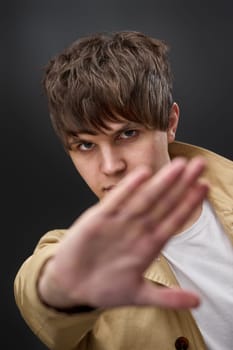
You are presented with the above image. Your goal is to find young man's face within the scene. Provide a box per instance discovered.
[68,104,179,199]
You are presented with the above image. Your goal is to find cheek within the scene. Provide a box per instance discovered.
[126,147,154,172]
[138,145,170,172]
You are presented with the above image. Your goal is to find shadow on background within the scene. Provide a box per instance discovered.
[2,1,233,348]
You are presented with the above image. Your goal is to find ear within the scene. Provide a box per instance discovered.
[167,102,179,143]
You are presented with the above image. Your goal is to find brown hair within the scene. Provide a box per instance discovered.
[43,31,173,149]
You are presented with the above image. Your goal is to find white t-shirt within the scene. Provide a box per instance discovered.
[162,200,233,350]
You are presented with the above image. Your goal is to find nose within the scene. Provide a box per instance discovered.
[100,147,126,175]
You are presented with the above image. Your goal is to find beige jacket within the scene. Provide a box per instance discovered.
[14,142,233,350]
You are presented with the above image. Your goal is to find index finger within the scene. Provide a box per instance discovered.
[100,158,188,215]
[100,165,152,214]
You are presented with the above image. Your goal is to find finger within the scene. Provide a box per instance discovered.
[151,181,209,250]
[114,157,188,218]
[100,165,152,214]
[128,156,206,219]
[135,281,200,309]
[144,156,207,224]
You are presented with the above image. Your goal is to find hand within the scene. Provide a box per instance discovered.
[38,157,208,310]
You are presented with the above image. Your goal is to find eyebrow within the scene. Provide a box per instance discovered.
[75,122,139,137]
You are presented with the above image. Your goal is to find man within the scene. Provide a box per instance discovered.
[14,31,233,350]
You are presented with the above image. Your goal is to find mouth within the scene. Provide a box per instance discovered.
[103,185,116,192]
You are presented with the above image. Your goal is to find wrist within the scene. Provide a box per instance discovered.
[37,258,96,313]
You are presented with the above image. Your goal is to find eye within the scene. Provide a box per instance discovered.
[119,129,138,139]
[78,142,95,151]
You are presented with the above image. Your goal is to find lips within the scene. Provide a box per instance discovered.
[103,185,116,192]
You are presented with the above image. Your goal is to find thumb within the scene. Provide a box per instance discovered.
[134,281,200,309]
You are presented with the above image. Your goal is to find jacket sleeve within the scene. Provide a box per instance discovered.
[14,230,102,350]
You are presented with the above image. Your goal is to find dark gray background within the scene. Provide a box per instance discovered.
[2,1,233,348]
